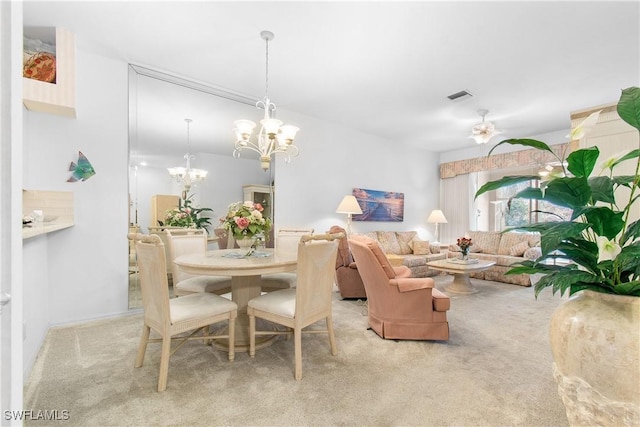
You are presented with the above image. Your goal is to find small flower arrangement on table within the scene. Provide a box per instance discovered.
[220,201,272,253]
[456,237,473,259]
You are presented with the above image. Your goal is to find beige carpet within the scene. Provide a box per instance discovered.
[24,276,569,426]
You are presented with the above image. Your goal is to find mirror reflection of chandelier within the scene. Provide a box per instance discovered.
[233,30,300,171]
[470,109,502,144]
[168,118,208,198]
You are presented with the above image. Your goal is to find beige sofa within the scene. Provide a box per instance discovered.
[448,231,541,286]
[353,231,447,278]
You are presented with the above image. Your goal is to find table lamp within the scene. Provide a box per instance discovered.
[427,209,448,244]
[336,195,363,235]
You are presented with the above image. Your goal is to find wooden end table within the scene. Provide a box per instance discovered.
[426,258,496,294]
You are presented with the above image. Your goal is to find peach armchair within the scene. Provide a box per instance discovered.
[348,235,450,340]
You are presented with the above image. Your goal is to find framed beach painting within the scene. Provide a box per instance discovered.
[352,188,404,222]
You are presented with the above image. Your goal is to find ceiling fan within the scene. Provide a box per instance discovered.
[470,109,502,144]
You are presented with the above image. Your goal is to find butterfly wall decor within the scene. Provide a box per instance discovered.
[67,151,96,182]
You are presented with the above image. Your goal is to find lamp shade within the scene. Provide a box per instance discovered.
[336,195,363,215]
[427,209,448,224]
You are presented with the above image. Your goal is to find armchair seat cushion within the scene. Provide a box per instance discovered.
[432,289,450,312]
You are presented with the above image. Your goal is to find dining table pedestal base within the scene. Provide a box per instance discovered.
[212,274,277,352]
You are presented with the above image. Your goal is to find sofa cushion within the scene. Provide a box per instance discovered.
[468,231,501,255]
[395,231,417,254]
[410,238,430,255]
[509,240,530,256]
[363,231,378,241]
[498,232,531,255]
[377,231,402,254]
[524,246,542,260]
[402,255,427,268]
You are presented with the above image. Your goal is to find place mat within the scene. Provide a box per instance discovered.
[222,251,270,259]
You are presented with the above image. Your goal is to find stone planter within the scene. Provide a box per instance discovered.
[550,290,640,426]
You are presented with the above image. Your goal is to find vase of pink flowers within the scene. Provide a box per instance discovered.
[220,201,272,254]
[456,236,473,260]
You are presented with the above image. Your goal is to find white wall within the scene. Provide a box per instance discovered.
[275,108,441,240]
[22,47,129,376]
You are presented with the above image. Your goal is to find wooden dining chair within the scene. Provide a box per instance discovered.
[128,233,238,392]
[248,232,343,380]
[165,229,232,296]
[261,228,314,292]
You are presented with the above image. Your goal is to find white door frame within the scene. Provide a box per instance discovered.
[1,1,24,425]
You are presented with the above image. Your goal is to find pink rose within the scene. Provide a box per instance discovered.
[255,203,263,211]
[235,217,250,229]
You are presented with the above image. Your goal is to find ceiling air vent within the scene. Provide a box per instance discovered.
[447,90,473,101]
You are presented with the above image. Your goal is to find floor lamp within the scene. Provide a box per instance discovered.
[427,209,448,245]
[336,195,363,236]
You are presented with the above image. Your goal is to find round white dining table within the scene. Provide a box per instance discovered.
[174,248,297,351]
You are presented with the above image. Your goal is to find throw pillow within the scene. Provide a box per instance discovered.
[524,246,542,260]
[470,245,483,253]
[411,239,430,255]
[396,231,417,255]
[430,245,441,254]
[509,240,530,257]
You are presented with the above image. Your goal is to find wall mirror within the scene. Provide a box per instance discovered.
[128,65,273,309]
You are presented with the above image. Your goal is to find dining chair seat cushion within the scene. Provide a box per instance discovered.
[174,276,232,295]
[170,293,238,324]
[248,288,296,319]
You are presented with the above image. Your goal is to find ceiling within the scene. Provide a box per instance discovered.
[23,1,640,161]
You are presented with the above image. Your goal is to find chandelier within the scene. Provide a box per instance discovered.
[168,118,208,198]
[470,109,501,144]
[233,30,300,171]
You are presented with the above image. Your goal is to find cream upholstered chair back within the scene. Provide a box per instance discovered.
[165,229,208,284]
[276,228,314,259]
[132,234,171,330]
[294,235,340,323]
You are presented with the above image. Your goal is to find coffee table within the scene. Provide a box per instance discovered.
[426,258,496,294]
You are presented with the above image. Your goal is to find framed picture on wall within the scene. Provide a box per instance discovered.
[352,188,404,222]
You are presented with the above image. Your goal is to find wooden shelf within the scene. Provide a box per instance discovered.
[23,27,76,118]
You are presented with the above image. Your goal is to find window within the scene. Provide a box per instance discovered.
[496,180,572,226]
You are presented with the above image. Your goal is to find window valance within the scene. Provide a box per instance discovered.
[440,141,577,179]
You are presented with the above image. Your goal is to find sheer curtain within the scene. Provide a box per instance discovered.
[439,171,490,244]
[440,174,470,244]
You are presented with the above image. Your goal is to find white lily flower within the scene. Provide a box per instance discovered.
[567,110,601,141]
[596,235,621,263]
[599,149,633,172]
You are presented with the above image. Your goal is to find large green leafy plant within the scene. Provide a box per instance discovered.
[476,86,640,297]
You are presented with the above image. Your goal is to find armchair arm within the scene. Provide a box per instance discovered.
[390,277,435,293]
